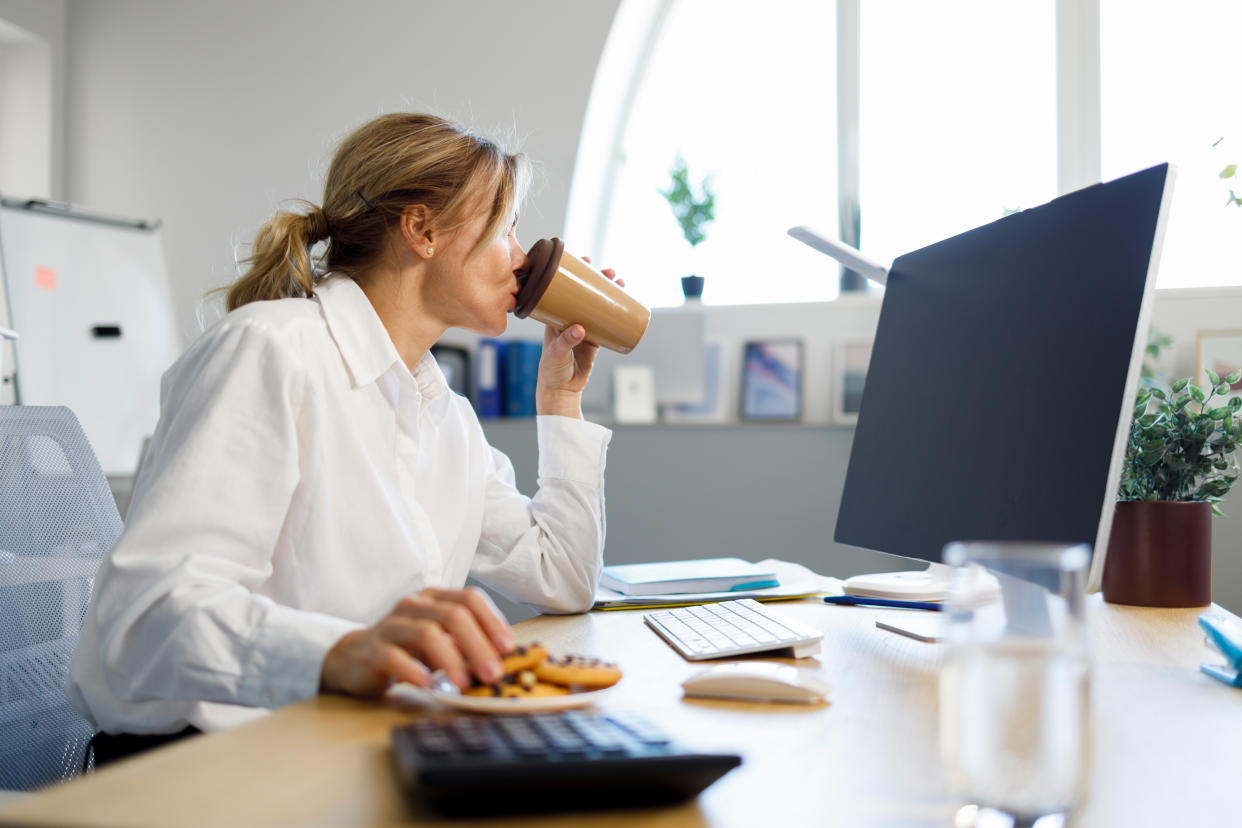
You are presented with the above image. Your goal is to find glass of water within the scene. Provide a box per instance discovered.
[939,542,1092,828]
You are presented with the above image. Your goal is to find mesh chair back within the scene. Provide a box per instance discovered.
[0,406,120,790]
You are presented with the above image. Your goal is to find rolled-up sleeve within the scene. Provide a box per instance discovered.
[469,415,611,614]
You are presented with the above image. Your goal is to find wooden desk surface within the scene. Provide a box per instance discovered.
[1,597,1237,827]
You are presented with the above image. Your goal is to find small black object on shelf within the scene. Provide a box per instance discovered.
[680,275,704,301]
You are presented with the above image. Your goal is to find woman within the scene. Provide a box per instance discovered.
[69,113,615,758]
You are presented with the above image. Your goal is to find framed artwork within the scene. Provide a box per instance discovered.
[833,339,873,425]
[1197,329,1242,403]
[740,339,803,421]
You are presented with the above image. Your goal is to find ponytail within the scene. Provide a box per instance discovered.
[220,114,529,313]
[226,202,330,311]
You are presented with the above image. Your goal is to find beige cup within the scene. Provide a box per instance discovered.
[513,238,650,354]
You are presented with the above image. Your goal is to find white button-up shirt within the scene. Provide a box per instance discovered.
[68,275,611,733]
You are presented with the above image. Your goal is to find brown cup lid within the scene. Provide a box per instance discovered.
[513,237,564,318]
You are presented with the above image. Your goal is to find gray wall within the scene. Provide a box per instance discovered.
[0,0,67,198]
[61,0,620,342]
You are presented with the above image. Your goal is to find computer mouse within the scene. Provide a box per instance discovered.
[680,662,830,704]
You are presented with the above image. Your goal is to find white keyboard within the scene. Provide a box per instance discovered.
[643,599,823,661]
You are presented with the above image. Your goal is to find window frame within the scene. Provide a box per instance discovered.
[569,0,1103,303]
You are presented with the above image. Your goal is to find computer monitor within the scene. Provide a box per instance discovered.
[831,163,1175,597]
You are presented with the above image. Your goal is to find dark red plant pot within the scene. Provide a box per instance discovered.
[1103,501,1212,607]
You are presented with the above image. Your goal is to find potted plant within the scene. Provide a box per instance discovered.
[660,154,716,302]
[1104,368,1242,606]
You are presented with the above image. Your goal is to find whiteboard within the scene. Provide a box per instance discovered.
[0,199,182,475]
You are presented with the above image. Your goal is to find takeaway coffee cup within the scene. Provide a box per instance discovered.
[514,238,650,354]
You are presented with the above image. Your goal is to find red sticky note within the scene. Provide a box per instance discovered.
[34,266,57,291]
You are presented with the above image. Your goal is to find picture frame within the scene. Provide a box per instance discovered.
[833,339,873,425]
[740,339,803,421]
[1196,329,1242,404]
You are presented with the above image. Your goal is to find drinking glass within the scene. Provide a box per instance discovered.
[939,542,1092,828]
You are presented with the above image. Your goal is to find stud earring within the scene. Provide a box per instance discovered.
[426,247,434,257]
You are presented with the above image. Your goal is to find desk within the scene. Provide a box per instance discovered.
[1,597,1237,827]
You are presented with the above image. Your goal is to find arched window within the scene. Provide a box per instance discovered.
[570,0,1239,310]
[566,0,840,309]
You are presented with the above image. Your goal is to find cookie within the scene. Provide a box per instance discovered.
[464,676,570,698]
[500,643,548,676]
[533,655,623,689]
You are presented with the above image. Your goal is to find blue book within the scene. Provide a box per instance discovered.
[503,340,541,417]
[474,339,505,418]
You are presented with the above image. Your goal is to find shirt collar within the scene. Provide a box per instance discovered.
[314,274,449,400]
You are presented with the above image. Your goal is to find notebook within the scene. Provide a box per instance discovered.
[599,558,779,597]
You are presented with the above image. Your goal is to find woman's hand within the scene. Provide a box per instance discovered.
[535,262,624,418]
[320,587,516,697]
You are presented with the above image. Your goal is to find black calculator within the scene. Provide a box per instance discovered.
[390,709,742,816]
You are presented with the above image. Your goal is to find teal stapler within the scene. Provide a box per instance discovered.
[1198,612,1242,688]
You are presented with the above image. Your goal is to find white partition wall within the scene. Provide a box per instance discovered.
[0,199,180,474]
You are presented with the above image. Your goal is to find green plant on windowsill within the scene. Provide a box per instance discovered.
[661,154,716,246]
[660,155,716,300]
[1119,369,1242,515]
[1222,162,1241,207]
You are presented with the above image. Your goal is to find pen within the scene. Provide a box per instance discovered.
[823,595,943,611]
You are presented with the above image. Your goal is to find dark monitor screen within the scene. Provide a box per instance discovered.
[834,164,1173,591]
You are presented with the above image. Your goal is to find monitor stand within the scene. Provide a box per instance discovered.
[843,563,953,601]
[843,562,1000,603]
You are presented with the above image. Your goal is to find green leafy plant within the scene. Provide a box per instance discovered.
[1222,163,1241,207]
[1140,328,1173,388]
[660,155,716,247]
[1119,368,1242,514]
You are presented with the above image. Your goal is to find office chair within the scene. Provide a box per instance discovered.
[0,406,120,791]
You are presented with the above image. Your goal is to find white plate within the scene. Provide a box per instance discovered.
[416,685,615,714]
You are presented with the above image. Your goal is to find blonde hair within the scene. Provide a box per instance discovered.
[225,113,530,311]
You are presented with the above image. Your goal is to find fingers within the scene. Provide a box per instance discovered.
[541,324,585,361]
[381,613,481,688]
[392,591,507,687]
[424,587,516,653]
[582,256,625,288]
[323,586,522,698]
[560,324,586,350]
[376,640,432,688]
[321,627,430,697]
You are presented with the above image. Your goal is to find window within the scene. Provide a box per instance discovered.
[581,0,839,308]
[859,1,1056,264]
[1101,0,1242,289]
[572,0,1241,308]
